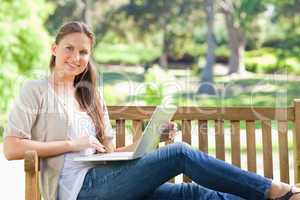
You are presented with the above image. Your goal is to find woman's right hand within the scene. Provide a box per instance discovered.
[69,135,106,153]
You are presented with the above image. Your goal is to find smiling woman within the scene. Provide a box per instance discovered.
[3,21,300,200]
[50,32,91,78]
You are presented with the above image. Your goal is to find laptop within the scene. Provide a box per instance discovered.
[73,105,177,162]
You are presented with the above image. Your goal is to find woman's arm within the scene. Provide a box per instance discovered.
[101,136,115,153]
[3,136,73,160]
[115,140,139,152]
[99,136,137,152]
[3,135,106,160]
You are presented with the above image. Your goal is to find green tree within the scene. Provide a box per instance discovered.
[46,0,93,34]
[271,0,300,41]
[198,0,217,94]
[0,0,51,133]
[219,0,267,74]
[115,0,204,68]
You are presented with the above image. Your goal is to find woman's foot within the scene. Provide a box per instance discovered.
[268,182,300,200]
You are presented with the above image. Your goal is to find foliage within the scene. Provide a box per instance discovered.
[0,0,51,135]
[143,65,175,105]
[93,43,161,65]
[108,0,205,62]
[245,48,300,75]
[219,0,267,34]
[102,85,125,105]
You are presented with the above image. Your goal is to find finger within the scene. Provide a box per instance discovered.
[169,131,176,139]
[168,122,175,130]
[171,123,177,130]
[92,140,105,148]
[160,133,169,141]
[92,143,106,152]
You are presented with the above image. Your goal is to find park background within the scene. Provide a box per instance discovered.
[0,0,300,198]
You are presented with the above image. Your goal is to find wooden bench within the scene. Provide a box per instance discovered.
[24,101,300,200]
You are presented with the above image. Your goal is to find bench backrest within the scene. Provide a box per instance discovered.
[108,102,300,184]
[24,101,300,199]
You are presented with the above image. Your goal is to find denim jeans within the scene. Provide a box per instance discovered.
[77,142,272,200]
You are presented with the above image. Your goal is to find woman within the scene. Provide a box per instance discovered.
[3,21,300,200]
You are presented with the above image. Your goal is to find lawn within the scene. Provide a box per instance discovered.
[100,66,300,107]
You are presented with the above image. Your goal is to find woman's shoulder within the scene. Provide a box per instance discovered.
[19,77,49,99]
[22,77,48,90]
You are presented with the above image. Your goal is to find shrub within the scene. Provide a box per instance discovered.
[143,65,175,105]
[245,48,300,74]
[0,0,51,136]
[93,43,161,65]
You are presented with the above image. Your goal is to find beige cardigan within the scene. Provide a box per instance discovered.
[4,77,113,200]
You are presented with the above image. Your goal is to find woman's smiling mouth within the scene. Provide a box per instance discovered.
[66,62,79,69]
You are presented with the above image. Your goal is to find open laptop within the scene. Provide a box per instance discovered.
[73,105,177,162]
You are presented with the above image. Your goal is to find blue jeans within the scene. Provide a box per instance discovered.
[77,142,272,200]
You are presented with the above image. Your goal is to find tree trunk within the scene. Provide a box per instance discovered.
[224,11,246,74]
[198,0,216,94]
[81,0,91,27]
[159,30,169,69]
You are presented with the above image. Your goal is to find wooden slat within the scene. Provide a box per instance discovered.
[108,106,294,121]
[24,151,41,200]
[231,121,241,168]
[278,121,289,183]
[262,120,273,179]
[198,120,208,153]
[215,120,225,160]
[182,120,192,145]
[116,119,126,148]
[182,120,192,182]
[246,121,257,172]
[293,100,300,183]
[132,120,143,143]
[166,121,175,183]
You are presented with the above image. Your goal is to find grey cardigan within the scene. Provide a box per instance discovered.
[4,78,113,200]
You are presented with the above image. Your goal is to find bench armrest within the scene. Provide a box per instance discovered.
[24,150,41,200]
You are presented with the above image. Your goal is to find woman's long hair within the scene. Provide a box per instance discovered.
[49,21,106,142]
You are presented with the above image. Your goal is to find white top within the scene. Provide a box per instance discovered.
[58,109,96,200]
[49,85,114,200]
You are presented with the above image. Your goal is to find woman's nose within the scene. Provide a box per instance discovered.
[71,51,80,62]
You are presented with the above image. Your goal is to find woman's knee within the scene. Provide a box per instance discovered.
[168,142,191,155]
[168,142,207,159]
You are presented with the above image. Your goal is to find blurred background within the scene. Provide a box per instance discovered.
[1,0,300,145]
[0,0,300,138]
[1,1,300,196]
[1,0,300,139]
[1,0,300,137]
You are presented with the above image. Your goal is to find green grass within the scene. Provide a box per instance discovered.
[101,70,144,85]
[94,43,160,65]
[172,75,300,107]
[100,67,300,108]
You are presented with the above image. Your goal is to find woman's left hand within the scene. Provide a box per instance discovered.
[160,122,177,142]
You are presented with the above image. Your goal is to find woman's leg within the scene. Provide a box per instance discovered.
[78,142,271,200]
[144,183,245,200]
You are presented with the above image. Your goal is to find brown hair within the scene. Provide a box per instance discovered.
[49,21,106,142]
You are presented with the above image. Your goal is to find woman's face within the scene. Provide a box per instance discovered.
[51,32,92,79]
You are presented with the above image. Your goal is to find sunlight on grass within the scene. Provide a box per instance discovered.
[102,67,300,107]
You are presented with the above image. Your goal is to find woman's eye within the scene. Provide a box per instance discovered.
[66,46,73,51]
[80,50,88,55]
